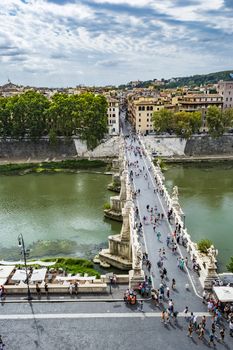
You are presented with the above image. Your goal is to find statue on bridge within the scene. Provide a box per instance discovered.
[207,245,218,265]
[134,242,143,270]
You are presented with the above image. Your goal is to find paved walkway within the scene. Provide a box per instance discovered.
[125,135,205,312]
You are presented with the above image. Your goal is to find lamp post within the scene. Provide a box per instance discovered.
[18,233,32,301]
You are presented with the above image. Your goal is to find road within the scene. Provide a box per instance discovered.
[0,301,232,350]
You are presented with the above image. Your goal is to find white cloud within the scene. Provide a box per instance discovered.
[0,0,232,86]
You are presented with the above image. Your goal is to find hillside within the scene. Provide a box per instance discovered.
[166,70,233,88]
[120,70,233,89]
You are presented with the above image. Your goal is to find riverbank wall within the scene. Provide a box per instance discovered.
[0,136,120,162]
[142,134,233,158]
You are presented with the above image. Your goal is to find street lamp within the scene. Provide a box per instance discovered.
[18,233,33,301]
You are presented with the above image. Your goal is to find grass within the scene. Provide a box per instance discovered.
[0,159,107,175]
[41,257,101,278]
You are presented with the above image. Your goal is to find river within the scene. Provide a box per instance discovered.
[0,172,121,261]
[165,162,233,272]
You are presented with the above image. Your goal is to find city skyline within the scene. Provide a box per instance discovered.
[0,0,233,87]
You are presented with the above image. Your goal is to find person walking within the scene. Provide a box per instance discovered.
[166,286,170,299]
[208,333,216,347]
[156,231,161,241]
[74,281,79,296]
[171,278,176,290]
[138,300,143,312]
[69,282,73,296]
[161,310,166,324]
[0,335,5,350]
[44,283,49,297]
[219,327,225,343]
[187,322,193,338]
[183,306,189,320]
[36,283,41,298]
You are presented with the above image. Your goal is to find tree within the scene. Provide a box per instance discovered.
[173,111,202,138]
[152,109,174,133]
[226,256,233,272]
[0,97,11,138]
[206,106,223,137]
[75,93,108,150]
[197,239,212,254]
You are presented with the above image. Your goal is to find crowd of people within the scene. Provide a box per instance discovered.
[124,133,233,343]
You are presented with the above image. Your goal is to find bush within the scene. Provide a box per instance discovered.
[226,256,233,273]
[197,239,212,254]
[42,257,100,278]
[103,202,111,210]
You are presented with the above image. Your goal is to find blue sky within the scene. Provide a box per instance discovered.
[0,0,232,87]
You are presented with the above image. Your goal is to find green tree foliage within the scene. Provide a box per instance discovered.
[226,256,233,273]
[153,109,174,134]
[197,239,212,254]
[0,91,108,149]
[206,106,233,137]
[152,109,202,138]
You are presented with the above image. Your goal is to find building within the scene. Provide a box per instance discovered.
[107,97,120,135]
[176,94,223,129]
[217,80,233,109]
[127,96,164,134]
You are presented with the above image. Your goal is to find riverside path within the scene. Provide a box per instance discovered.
[124,133,205,312]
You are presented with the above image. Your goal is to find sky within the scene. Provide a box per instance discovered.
[0,0,233,87]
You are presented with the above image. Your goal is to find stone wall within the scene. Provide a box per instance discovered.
[142,134,233,157]
[0,138,77,161]
[185,135,233,156]
[0,136,120,162]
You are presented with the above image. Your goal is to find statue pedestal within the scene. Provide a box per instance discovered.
[129,269,145,289]
[204,263,218,290]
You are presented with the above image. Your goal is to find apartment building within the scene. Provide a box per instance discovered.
[176,94,223,129]
[127,96,165,134]
[217,80,233,109]
[107,97,120,135]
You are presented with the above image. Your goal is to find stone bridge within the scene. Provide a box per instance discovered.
[99,135,219,291]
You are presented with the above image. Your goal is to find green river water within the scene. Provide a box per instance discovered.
[0,165,232,272]
[0,172,121,262]
[165,162,233,272]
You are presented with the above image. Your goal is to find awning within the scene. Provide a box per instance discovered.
[30,268,47,282]
[0,265,15,284]
[11,270,27,281]
[0,260,56,267]
[213,286,233,302]
[56,276,96,282]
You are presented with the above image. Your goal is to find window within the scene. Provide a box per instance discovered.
[139,118,141,122]
[139,125,141,127]
[147,106,150,111]
[226,98,228,101]
[113,114,115,117]
[138,106,141,111]
[139,113,141,116]
[113,108,115,111]
[147,113,149,116]
[142,106,145,111]
[157,108,160,111]
[150,106,153,111]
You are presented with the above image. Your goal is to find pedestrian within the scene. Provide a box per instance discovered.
[74,281,79,296]
[138,300,143,312]
[202,290,207,304]
[183,306,189,320]
[0,335,5,350]
[156,231,161,241]
[171,278,176,290]
[36,283,41,298]
[161,310,165,323]
[219,327,225,343]
[187,322,193,337]
[198,326,205,340]
[166,286,170,299]
[44,283,49,296]
[201,315,206,329]
[208,333,215,347]
[69,282,73,295]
